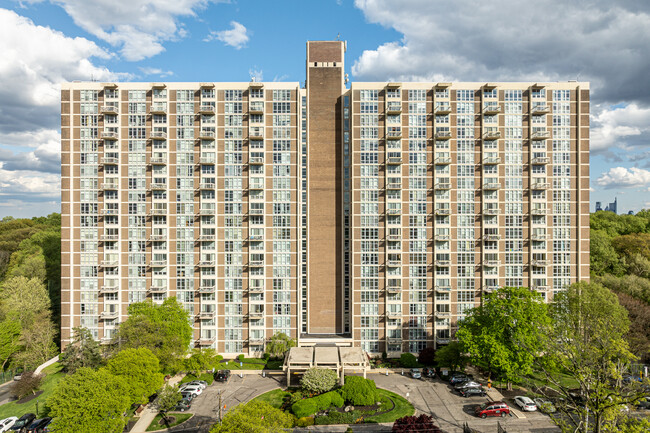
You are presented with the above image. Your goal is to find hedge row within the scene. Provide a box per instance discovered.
[291,390,344,417]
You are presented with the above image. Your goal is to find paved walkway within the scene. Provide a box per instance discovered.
[130,374,184,433]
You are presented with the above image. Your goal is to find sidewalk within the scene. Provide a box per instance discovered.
[130,374,184,433]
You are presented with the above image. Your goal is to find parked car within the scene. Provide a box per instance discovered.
[9,414,36,431]
[459,387,486,398]
[475,401,510,418]
[184,380,208,389]
[174,397,192,412]
[0,418,17,433]
[635,396,650,410]
[449,373,473,385]
[514,396,538,412]
[179,391,195,401]
[422,367,436,379]
[454,381,482,390]
[533,398,557,413]
[410,368,422,379]
[39,419,54,433]
[214,370,231,382]
[25,418,51,433]
[179,385,202,396]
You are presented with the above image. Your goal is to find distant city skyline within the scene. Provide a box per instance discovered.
[2,1,650,217]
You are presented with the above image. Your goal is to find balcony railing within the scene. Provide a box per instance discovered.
[434,104,452,115]
[386,233,401,241]
[435,131,452,140]
[482,156,501,165]
[531,130,551,140]
[531,105,550,115]
[483,104,502,115]
[531,207,547,215]
[148,183,167,191]
[386,156,402,165]
[386,182,401,190]
[198,130,215,140]
[531,182,550,190]
[483,234,501,241]
[531,233,548,241]
[150,105,167,114]
[100,311,118,320]
[150,156,167,165]
[531,259,549,267]
[435,234,451,241]
[434,182,451,190]
[386,102,402,114]
[100,106,119,115]
[249,156,264,165]
[483,182,501,190]
[199,105,216,114]
[150,131,167,140]
[483,131,501,140]
[434,156,452,165]
[531,157,550,165]
[100,131,118,140]
[386,130,402,139]
[435,260,451,267]
[483,208,500,215]
[199,158,216,165]
[435,208,451,215]
[483,259,501,267]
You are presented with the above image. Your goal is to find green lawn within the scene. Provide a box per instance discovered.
[0,362,65,419]
[217,361,265,370]
[252,388,290,409]
[180,372,214,386]
[364,389,415,423]
[521,370,579,392]
[146,413,192,431]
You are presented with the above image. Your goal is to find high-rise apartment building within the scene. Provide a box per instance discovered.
[61,41,589,355]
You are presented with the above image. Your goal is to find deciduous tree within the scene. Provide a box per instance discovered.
[106,347,164,404]
[264,332,296,359]
[300,367,338,394]
[433,341,467,372]
[155,384,182,425]
[0,276,50,328]
[0,318,21,370]
[210,401,294,433]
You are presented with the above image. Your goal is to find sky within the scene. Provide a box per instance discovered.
[0,0,649,218]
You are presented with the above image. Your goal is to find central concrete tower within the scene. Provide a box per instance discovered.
[305,41,346,334]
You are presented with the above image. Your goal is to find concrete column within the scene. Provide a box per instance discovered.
[286,369,290,387]
[363,368,366,379]
[340,367,345,386]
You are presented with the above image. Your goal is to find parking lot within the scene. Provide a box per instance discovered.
[145,371,561,433]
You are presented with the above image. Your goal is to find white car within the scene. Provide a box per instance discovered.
[184,380,208,389]
[514,396,538,412]
[0,417,17,433]
[179,385,203,396]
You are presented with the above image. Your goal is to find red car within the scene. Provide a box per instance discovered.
[475,401,510,418]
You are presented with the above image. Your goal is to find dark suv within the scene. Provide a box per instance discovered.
[214,370,231,382]
[475,401,510,418]
[9,413,36,431]
[449,373,473,385]
[25,417,51,433]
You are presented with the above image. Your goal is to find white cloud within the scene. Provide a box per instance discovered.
[138,67,174,77]
[352,0,650,105]
[591,104,650,153]
[205,21,248,49]
[248,68,263,82]
[23,0,219,61]
[596,167,650,189]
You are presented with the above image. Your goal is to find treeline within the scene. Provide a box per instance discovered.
[590,210,650,363]
[0,214,61,370]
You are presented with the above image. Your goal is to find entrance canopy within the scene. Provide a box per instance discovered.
[283,346,370,385]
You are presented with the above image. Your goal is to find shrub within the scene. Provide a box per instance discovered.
[327,391,344,408]
[300,367,339,394]
[340,376,378,406]
[10,372,43,399]
[392,414,442,432]
[292,398,319,418]
[263,352,270,361]
[237,354,245,362]
[314,410,359,425]
[289,390,304,405]
[399,353,419,368]
[295,417,314,427]
[418,347,436,366]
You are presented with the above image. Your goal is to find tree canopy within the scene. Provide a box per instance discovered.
[106,347,164,404]
[264,332,296,359]
[60,326,103,373]
[210,401,294,433]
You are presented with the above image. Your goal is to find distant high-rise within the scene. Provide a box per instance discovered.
[61,41,590,355]
[605,197,617,214]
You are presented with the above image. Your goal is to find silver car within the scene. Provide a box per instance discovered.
[514,396,538,411]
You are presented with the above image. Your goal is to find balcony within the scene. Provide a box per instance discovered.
[198,130,215,140]
[531,207,547,215]
[531,105,550,115]
[100,131,118,140]
[434,104,452,115]
[249,182,264,190]
[249,233,264,241]
[150,131,167,140]
[249,129,264,140]
[483,234,501,241]
[100,209,117,216]
[249,260,264,268]
[100,259,119,267]
[249,284,265,293]
[100,286,119,294]
[531,260,549,267]
[386,130,402,139]
[198,337,216,346]
[149,208,166,216]
[150,156,167,165]
[531,233,548,241]
[150,105,167,115]
[148,183,167,191]
[434,156,452,165]
[386,102,402,114]
[531,181,550,190]
[386,182,401,190]
[198,311,216,320]
[200,82,215,88]
[531,157,550,165]
[100,311,119,320]
[434,208,451,216]
[198,208,216,216]
[199,285,216,293]
[483,259,501,267]
[249,156,264,165]
[482,156,501,165]
[435,311,451,319]
[199,157,216,165]
[99,234,119,241]
[100,106,119,115]
[435,131,452,140]
[435,260,451,267]
[198,259,215,267]
[100,156,119,165]
[249,310,265,319]
[483,208,500,215]
[149,260,166,267]
[531,130,551,140]
[249,102,264,114]
[483,286,499,293]
[198,234,216,241]
[100,182,119,191]
[100,337,113,345]
[483,182,501,190]
[149,234,166,241]
[436,338,451,345]
[148,286,167,294]
[483,131,501,140]
[386,259,401,267]
[249,208,264,216]
[386,156,402,165]
[386,233,401,241]
[249,337,265,345]
[386,311,402,319]
[435,234,450,241]
[387,336,402,344]
[386,286,401,294]
[386,208,401,215]
[532,285,548,291]
[483,104,502,115]
[199,105,216,114]
[435,286,452,293]
[198,182,216,190]
[434,182,451,190]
